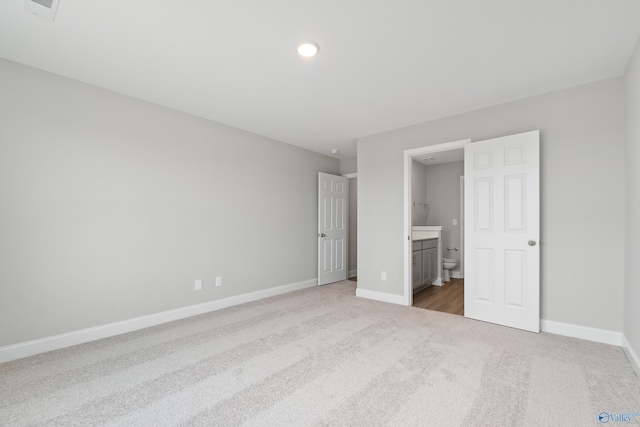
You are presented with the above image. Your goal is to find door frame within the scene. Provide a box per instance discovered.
[343,172,357,279]
[459,176,465,278]
[403,139,471,306]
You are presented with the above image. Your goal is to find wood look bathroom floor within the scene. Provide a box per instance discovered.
[413,278,464,316]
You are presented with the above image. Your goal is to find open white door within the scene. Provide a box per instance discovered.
[464,131,540,332]
[318,172,348,285]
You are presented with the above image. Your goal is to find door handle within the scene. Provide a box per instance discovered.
[528,240,537,246]
[320,233,326,237]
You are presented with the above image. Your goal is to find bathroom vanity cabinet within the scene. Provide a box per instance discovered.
[412,239,438,291]
[411,225,443,289]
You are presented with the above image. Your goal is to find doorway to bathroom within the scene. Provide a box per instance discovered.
[405,140,468,315]
[404,131,541,332]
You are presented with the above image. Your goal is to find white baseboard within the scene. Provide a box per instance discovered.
[540,319,622,346]
[348,269,357,278]
[356,287,406,306]
[450,271,463,279]
[622,335,640,377]
[0,278,317,364]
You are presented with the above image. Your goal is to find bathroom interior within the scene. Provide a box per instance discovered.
[411,150,464,315]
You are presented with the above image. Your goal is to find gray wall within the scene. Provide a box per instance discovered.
[426,161,464,269]
[0,59,339,347]
[339,157,357,175]
[358,78,626,331]
[624,39,640,357]
[340,157,357,276]
[411,160,428,226]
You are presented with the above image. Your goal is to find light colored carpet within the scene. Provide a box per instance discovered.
[1,281,639,426]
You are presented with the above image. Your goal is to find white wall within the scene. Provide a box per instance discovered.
[426,161,464,268]
[0,59,339,347]
[411,160,428,226]
[358,78,626,331]
[624,38,640,362]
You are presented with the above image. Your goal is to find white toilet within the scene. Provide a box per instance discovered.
[442,258,458,282]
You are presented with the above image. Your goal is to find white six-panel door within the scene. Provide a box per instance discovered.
[464,131,540,332]
[318,173,348,285]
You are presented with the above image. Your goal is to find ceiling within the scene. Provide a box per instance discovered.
[414,149,464,166]
[1,1,639,159]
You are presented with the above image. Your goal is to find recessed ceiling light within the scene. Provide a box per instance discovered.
[297,41,319,57]
[423,157,435,161]
[331,149,339,154]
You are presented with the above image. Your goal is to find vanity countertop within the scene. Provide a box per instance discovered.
[411,226,442,241]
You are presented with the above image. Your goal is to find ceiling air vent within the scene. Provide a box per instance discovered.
[24,0,60,22]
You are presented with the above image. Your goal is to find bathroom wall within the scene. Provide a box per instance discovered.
[425,161,464,272]
[411,160,428,226]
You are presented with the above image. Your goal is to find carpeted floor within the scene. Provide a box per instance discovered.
[1,281,639,426]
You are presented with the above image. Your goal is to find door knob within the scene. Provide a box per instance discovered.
[528,240,537,246]
[320,233,326,237]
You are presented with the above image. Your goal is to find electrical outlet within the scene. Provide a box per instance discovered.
[215,276,223,287]
[381,272,387,281]
[195,279,203,291]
